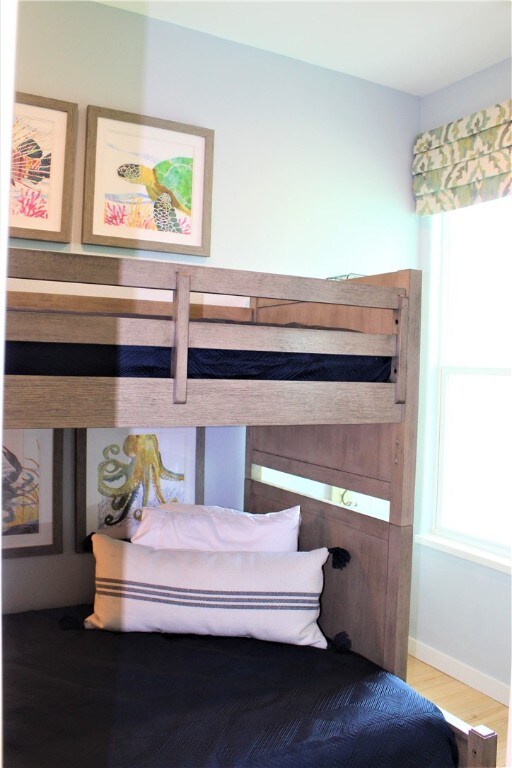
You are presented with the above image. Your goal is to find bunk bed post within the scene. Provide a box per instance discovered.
[195,427,206,505]
[442,711,498,768]
[467,726,499,768]
[172,272,191,404]
[384,269,421,677]
[389,269,422,528]
[384,523,413,679]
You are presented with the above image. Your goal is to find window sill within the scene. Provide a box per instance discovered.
[415,533,511,574]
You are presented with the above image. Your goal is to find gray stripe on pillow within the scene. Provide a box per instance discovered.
[96,589,319,610]
[98,584,317,605]
[96,577,318,599]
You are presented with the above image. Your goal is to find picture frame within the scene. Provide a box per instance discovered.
[2,429,64,558]
[82,105,214,256]
[9,93,78,242]
[75,426,205,553]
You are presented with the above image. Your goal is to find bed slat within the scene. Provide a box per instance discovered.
[6,311,175,347]
[250,448,391,500]
[190,322,396,356]
[6,310,395,356]
[6,290,253,322]
[3,377,403,428]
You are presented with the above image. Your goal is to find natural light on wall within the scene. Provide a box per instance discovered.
[252,466,390,522]
[418,196,511,571]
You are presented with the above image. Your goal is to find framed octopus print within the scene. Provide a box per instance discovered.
[75,427,204,552]
[2,429,64,558]
[82,105,214,256]
[10,93,78,242]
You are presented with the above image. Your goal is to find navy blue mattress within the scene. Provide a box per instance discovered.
[3,605,458,768]
[4,341,391,382]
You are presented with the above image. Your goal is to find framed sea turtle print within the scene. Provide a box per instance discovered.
[82,106,214,256]
[9,93,78,243]
[2,429,64,558]
[75,426,205,552]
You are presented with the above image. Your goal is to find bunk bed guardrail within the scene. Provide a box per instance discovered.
[5,247,408,429]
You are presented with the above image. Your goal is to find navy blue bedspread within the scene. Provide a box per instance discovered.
[4,341,391,382]
[3,605,457,768]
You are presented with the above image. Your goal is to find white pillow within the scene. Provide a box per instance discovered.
[85,534,328,649]
[130,502,300,552]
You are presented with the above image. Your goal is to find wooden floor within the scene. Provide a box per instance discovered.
[407,656,509,768]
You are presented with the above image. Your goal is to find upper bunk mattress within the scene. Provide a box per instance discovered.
[4,341,392,382]
[3,604,457,768]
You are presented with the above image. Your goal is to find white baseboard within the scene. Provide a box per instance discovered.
[408,637,510,706]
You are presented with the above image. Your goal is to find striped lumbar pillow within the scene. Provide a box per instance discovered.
[85,534,328,649]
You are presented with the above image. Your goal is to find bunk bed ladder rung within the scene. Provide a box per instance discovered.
[172,273,191,404]
[392,295,408,405]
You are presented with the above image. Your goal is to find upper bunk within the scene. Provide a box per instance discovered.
[4,247,421,430]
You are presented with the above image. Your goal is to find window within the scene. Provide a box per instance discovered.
[418,196,511,570]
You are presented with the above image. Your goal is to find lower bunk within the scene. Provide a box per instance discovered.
[4,603,458,768]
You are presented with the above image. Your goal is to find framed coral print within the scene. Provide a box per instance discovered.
[82,106,214,256]
[10,93,78,242]
[2,429,63,558]
[75,427,204,552]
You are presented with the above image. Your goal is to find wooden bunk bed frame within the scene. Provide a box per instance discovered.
[3,246,498,767]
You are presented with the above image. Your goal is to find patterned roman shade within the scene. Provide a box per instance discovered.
[413,99,511,215]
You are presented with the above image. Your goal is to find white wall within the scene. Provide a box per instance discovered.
[419,58,512,131]
[11,0,419,277]
[411,57,512,702]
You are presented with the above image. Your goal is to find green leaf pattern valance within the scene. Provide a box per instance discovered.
[413,99,511,215]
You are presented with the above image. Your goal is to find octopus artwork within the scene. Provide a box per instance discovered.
[97,434,185,527]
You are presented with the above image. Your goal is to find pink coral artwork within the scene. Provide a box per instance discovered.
[10,112,53,220]
[9,94,77,243]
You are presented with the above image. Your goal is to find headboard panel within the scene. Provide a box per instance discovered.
[253,269,419,336]
[250,423,393,498]
[247,479,411,676]
[253,299,394,334]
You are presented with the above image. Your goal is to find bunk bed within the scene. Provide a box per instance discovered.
[2,247,498,768]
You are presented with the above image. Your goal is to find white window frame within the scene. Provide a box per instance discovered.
[416,203,512,574]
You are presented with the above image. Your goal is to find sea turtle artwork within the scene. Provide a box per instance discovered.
[117,156,193,234]
[97,434,185,527]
